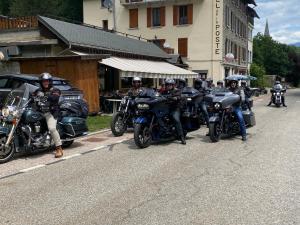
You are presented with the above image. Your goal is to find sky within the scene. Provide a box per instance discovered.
[254,0,300,44]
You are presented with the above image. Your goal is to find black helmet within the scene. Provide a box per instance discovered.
[194,78,203,90]
[217,80,223,85]
[178,78,187,88]
[40,72,53,82]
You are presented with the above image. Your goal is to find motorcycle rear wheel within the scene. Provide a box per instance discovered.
[209,123,221,143]
[111,112,127,137]
[0,137,15,164]
[134,124,152,148]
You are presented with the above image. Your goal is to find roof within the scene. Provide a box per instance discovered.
[100,57,198,79]
[38,16,169,59]
[247,6,260,18]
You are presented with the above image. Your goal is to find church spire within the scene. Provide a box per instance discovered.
[264,19,270,37]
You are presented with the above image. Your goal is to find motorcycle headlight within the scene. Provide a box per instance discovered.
[137,104,149,110]
[187,98,192,101]
[12,109,19,117]
[2,107,10,117]
[214,103,221,110]
[276,93,280,96]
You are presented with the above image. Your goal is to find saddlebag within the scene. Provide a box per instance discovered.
[243,111,256,127]
[60,117,88,137]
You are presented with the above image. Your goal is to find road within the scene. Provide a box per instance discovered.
[0,90,299,225]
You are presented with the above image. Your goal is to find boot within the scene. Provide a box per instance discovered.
[180,136,186,145]
[242,135,247,142]
[55,146,63,158]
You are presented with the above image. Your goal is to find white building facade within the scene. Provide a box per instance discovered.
[83,0,258,82]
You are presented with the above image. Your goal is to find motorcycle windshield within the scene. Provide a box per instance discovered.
[4,83,37,108]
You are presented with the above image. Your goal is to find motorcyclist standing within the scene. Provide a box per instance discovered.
[32,73,63,158]
[268,81,287,107]
[162,78,186,145]
[227,78,247,141]
[193,78,210,127]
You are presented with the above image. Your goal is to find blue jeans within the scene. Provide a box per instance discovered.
[233,106,246,137]
[199,101,210,126]
[171,108,184,137]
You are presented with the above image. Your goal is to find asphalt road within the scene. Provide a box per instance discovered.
[0,90,299,225]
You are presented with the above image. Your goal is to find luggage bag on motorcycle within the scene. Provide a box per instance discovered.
[242,111,256,127]
[60,117,88,137]
[59,99,89,118]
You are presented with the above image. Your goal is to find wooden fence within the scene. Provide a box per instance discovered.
[0,16,38,30]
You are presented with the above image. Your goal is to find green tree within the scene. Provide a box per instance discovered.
[250,63,266,88]
[0,0,10,16]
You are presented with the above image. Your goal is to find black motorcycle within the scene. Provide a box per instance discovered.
[208,92,256,142]
[133,89,201,148]
[0,84,88,163]
[270,88,286,107]
[110,92,136,137]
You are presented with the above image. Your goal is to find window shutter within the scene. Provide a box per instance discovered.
[129,8,138,28]
[160,6,166,26]
[178,38,188,57]
[187,4,193,24]
[173,5,178,25]
[147,8,152,27]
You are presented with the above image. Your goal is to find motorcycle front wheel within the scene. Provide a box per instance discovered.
[134,124,152,148]
[111,112,127,137]
[209,122,221,143]
[0,136,16,164]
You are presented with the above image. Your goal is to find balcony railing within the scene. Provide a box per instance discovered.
[0,16,38,31]
[120,0,172,5]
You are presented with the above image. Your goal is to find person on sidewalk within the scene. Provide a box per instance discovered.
[32,73,63,158]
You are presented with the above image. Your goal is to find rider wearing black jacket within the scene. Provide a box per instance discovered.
[194,78,210,127]
[32,73,63,158]
[162,78,186,145]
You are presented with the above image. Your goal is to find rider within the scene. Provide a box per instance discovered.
[162,78,186,145]
[177,78,187,90]
[32,73,63,158]
[227,78,247,141]
[128,77,143,97]
[217,80,224,89]
[194,78,210,128]
[268,81,287,107]
[241,81,252,111]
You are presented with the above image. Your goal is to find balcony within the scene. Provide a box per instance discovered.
[0,16,38,31]
[120,0,177,6]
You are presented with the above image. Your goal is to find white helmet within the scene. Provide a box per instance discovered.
[165,78,175,85]
[133,77,142,83]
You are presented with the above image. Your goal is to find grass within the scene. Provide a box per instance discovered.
[87,115,112,132]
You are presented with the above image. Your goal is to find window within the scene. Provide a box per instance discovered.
[0,78,8,88]
[7,79,23,89]
[174,5,193,25]
[152,8,161,27]
[100,0,105,7]
[179,5,188,25]
[102,20,108,30]
[129,8,138,28]
[178,38,188,57]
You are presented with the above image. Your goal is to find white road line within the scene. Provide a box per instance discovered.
[91,145,107,151]
[62,153,82,160]
[115,139,128,144]
[20,164,46,173]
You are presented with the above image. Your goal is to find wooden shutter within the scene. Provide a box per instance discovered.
[187,4,193,24]
[160,6,166,26]
[129,8,138,28]
[173,5,178,25]
[178,38,188,57]
[147,8,152,27]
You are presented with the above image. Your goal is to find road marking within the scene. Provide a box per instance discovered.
[20,164,46,173]
[115,139,128,144]
[91,145,107,151]
[62,153,82,160]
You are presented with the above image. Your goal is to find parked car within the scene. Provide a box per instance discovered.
[0,74,83,106]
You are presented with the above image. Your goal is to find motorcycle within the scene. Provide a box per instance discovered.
[270,88,286,107]
[208,92,256,142]
[133,88,201,148]
[0,84,88,163]
[110,91,138,137]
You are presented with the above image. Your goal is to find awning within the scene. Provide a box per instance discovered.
[100,57,198,79]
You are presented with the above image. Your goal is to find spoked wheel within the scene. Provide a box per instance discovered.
[134,124,152,148]
[111,112,127,137]
[0,136,15,164]
[209,122,222,143]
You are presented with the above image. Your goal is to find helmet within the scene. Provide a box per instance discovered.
[241,81,247,85]
[217,80,223,85]
[206,78,213,83]
[132,77,142,83]
[194,78,203,90]
[40,72,52,82]
[165,78,175,85]
[275,81,281,85]
[178,78,187,88]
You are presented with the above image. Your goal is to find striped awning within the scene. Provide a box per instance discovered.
[100,57,198,79]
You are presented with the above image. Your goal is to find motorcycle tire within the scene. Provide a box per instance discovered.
[0,136,16,164]
[209,123,221,143]
[134,124,152,149]
[111,112,127,137]
[62,141,74,148]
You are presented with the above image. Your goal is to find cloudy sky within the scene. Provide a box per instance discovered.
[254,0,300,44]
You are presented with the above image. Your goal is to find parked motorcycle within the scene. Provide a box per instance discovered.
[270,88,286,107]
[0,84,88,163]
[208,92,256,142]
[133,89,201,148]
